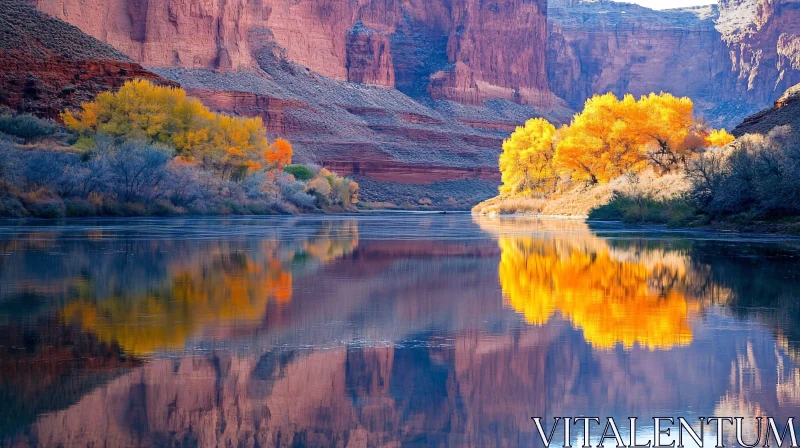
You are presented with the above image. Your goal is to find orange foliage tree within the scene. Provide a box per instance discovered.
[266,138,293,170]
[62,79,293,180]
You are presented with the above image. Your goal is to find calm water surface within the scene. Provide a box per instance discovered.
[0,214,799,447]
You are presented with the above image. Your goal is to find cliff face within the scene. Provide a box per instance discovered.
[31,0,559,108]
[719,0,800,104]
[547,0,800,128]
[0,0,175,119]
[548,2,731,109]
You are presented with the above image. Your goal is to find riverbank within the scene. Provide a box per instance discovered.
[475,195,800,235]
[472,171,688,218]
[473,170,800,235]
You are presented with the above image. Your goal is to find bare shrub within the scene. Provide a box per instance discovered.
[687,126,800,218]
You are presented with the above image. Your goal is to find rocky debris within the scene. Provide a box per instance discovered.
[0,0,176,119]
[353,176,500,209]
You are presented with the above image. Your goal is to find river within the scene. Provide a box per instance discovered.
[0,214,799,447]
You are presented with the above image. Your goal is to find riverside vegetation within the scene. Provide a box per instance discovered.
[474,91,800,232]
[0,80,359,218]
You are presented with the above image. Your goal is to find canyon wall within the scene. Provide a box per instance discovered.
[29,0,568,207]
[24,0,800,206]
[31,0,559,108]
[719,0,800,104]
[547,0,800,127]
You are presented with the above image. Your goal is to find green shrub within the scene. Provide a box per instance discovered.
[65,199,96,217]
[120,202,148,216]
[0,113,62,143]
[151,200,181,216]
[27,199,66,218]
[0,197,27,218]
[284,165,315,182]
[589,193,696,226]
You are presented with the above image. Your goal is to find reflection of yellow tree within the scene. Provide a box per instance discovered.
[481,217,698,350]
[62,224,358,356]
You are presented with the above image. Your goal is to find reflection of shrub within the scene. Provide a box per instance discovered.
[284,165,315,182]
[0,113,63,143]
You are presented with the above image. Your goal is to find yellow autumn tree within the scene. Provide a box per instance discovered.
[542,92,735,185]
[62,79,292,179]
[554,93,649,183]
[636,93,699,172]
[499,118,558,196]
[706,129,735,147]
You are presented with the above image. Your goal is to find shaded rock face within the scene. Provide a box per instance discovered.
[548,3,731,108]
[0,0,176,119]
[732,82,800,135]
[547,0,800,127]
[346,23,395,87]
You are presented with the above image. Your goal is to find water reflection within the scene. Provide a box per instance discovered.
[0,215,799,446]
[479,217,698,349]
[57,223,358,356]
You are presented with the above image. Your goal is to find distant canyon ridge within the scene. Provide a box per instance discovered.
[16,0,800,206]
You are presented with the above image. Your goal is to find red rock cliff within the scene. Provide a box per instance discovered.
[31,0,558,108]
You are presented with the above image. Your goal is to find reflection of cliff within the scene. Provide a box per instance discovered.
[14,328,555,447]
[0,318,140,438]
[60,224,359,356]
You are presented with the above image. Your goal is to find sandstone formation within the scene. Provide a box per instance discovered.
[28,0,573,207]
[0,0,176,119]
[719,0,800,105]
[30,0,561,108]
